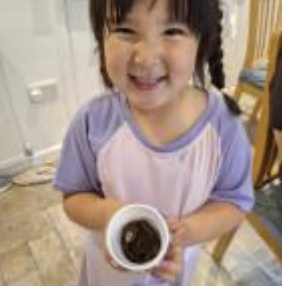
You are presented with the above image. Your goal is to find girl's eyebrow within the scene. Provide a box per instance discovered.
[164,17,186,25]
[106,17,122,28]
[106,15,132,26]
[119,15,136,25]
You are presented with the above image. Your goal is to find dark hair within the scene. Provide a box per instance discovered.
[89,0,240,115]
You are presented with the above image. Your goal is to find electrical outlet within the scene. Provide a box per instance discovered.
[28,78,58,103]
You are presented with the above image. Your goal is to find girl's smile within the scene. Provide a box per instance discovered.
[127,74,167,92]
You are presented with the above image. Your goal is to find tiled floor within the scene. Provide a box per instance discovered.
[0,183,281,286]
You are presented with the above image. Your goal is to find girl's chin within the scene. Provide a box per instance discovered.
[127,96,168,112]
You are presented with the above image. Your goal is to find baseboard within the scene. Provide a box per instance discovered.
[0,144,61,176]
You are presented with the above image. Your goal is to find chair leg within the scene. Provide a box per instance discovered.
[232,85,242,102]
[212,229,238,264]
[252,102,270,188]
[250,99,261,122]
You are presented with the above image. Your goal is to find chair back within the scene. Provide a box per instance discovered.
[245,0,282,67]
[211,28,282,271]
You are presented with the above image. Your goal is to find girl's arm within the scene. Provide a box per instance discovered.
[169,201,245,247]
[151,201,244,282]
[63,192,123,231]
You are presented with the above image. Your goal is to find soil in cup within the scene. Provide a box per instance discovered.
[121,219,161,264]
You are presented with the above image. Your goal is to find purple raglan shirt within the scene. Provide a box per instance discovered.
[54,91,254,286]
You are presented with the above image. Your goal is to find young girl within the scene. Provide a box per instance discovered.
[54,0,254,285]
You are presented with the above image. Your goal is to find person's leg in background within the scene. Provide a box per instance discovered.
[270,50,282,182]
[273,131,282,163]
[273,130,282,188]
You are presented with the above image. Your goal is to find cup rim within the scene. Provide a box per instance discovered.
[106,204,170,271]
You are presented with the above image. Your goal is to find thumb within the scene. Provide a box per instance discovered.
[167,218,182,233]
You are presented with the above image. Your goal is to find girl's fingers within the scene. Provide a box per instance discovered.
[153,259,182,275]
[167,218,182,232]
[165,245,182,261]
[171,228,187,247]
[104,251,128,272]
[167,218,187,247]
[151,261,182,283]
[151,246,183,282]
[169,219,189,247]
[152,271,176,284]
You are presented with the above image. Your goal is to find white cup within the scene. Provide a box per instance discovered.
[106,204,170,272]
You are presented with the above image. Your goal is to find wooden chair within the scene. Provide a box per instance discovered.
[233,0,282,120]
[212,28,282,265]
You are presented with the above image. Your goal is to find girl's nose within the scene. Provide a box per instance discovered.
[132,40,159,68]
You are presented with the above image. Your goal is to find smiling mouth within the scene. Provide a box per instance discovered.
[128,75,167,91]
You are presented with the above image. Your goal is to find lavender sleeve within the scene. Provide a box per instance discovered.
[53,104,102,195]
[209,118,255,212]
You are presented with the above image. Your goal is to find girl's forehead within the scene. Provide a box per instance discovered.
[107,0,178,23]
[124,0,167,21]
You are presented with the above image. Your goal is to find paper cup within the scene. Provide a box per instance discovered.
[106,204,170,271]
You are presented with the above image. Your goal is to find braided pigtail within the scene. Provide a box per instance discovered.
[208,1,241,115]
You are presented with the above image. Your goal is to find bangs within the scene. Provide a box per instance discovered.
[102,0,208,37]
[167,0,206,37]
[106,0,135,26]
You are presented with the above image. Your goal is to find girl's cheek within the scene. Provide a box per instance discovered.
[165,43,198,73]
[171,51,196,72]
[105,42,131,69]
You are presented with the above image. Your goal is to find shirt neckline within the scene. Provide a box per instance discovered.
[118,91,217,153]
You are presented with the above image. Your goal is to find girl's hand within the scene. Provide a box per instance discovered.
[105,250,129,272]
[101,199,127,270]
[150,245,183,283]
[149,217,184,283]
[168,218,188,247]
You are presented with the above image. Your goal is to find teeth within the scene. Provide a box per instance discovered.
[135,79,157,84]
[130,75,165,84]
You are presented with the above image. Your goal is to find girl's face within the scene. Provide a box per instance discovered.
[104,0,199,113]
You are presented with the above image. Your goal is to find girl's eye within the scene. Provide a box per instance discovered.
[112,27,135,35]
[164,27,187,37]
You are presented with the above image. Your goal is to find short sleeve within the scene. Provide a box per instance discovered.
[53,106,102,195]
[209,120,254,212]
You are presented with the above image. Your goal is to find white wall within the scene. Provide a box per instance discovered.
[0,0,102,173]
[0,63,24,168]
[64,0,104,105]
[222,0,249,87]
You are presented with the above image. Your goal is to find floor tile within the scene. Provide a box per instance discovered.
[0,184,60,225]
[0,210,52,255]
[1,182,282,286]
[29,230,77,286]
[208,224,282,286]
[191,250,237,286]
[235,268,278,286]
[0,244,36,284]
[46,204,88,269]
[8,271,44,286]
